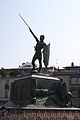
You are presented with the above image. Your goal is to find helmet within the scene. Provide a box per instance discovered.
[40,35,45,41]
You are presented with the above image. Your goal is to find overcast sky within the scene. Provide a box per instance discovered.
[0,0,80,68]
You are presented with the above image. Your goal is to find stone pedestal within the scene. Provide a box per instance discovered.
[10,73,59,102]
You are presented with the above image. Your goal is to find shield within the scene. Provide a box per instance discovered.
[43,43,50,68]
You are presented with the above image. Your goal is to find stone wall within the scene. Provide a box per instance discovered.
[0,107,80,120]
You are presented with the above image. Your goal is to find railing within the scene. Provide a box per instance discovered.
[0,107,80,120]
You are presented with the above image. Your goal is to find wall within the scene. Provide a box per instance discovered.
[0,108,80,120]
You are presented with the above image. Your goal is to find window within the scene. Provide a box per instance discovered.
[78,78,80,84]
[78,90,80,97]
[71,77,80,85]
[5,91,8,98]
[20,85,24,100]
[71,78,77,85]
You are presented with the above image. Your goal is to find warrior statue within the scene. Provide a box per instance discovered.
[19,14,50,72]
[29,28,46,72]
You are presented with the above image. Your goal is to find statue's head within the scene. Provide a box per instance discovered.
[40,35,45,42]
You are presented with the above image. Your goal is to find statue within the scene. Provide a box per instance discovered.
[19,14,50,72]
[45,79,73,107]
[31,78,72,107]
[29,28,46,72]
[18,14,73,107]
[2,14,73,110]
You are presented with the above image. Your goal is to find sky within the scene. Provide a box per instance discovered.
[0,0,80,69]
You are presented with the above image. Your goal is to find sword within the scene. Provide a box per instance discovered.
[18,14,38,42]
[18,13,30,29]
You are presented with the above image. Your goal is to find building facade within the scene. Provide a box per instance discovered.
[0,67,31,105]
[49,63,80,107]
[0,63,80,107]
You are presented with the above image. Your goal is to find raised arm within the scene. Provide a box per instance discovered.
[29,28,39,42]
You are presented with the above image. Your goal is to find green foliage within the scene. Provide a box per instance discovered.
[10,70,20,77]
[0,68,6,77]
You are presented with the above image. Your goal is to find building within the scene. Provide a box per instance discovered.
[0,62,80,107]
[0,62,33,105]
[50,63,80,107]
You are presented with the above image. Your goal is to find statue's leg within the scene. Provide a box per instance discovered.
[32,55,36,70]
[38,58,42,72]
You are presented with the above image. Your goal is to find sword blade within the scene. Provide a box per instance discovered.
[18,13,30,29]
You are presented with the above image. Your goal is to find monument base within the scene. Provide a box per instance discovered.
[3,72,72,108]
